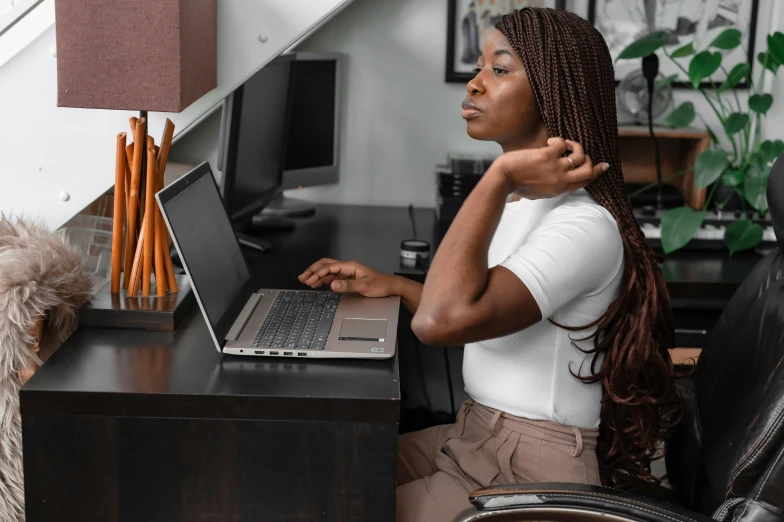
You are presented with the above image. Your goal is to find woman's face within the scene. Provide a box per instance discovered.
[462,29,546,149]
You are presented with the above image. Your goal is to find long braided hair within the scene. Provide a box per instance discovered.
[497,8,681,488]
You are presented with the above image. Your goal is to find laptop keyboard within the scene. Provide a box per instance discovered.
[252,291,341,350]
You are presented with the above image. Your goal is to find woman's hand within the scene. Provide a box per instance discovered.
[495,137,609,200]
[298,258,398,298]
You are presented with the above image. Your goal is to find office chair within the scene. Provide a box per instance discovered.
[454,153,784,522]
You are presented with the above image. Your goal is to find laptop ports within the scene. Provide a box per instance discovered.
[284,351,294,356]
[255,350,265,355]
[297,352,307,357]
[269,351,279,355]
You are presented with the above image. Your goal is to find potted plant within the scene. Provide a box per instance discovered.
[617,29,784,254]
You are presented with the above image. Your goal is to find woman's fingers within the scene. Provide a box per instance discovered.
[299,257,340,283]
[309,275,338,289]
[563,139,585,170]
[311,262,359,285]
[546,137,568,157]
[331,278,367,293]
[302,260,342,286]
[566,156,608,189]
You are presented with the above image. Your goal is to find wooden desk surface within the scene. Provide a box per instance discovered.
[20,206,424,424]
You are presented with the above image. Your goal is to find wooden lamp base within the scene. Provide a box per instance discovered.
[80,274,194,331]
[86,114,193,331]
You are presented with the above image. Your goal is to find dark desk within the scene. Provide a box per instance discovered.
[22,204,760,521]
[21,207,421,521]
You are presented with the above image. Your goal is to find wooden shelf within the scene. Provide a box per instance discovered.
[619,125,710,210]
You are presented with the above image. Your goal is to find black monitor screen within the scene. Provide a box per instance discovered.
[224,56,294,220]
[285,59,337,171]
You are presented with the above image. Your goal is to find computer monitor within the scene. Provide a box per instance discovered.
[218,54,295,251]
[261,52,343,218]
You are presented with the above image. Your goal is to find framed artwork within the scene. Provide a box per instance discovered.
[445,0,567,83]
[588,0,760,88]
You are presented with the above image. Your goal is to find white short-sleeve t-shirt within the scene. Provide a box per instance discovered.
[462,189,624,429]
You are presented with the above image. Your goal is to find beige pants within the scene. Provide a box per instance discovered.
[396,399,601,522]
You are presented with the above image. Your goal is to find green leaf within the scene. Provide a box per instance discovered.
[744,162,770,213]
[655,74,678,90]
[617,31,669,60]
[749,93,773,114]
[688,51,722,88]
[721,169,745,187]
[724,219,764,255]
[710,29,742,50]
[719,63,750,91]
[748,151,767,171]
[671,43,695,58]
[760,139,784,163]
[768,32,784,67]
[758,51,780,73]
[660,207,706,254]
[665,102,696,128]
[694,149,728,189]
[723,113,749,135]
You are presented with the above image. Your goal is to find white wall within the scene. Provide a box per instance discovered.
[0,0,356,231]
[287,0,784,209]
[288,0,499,208]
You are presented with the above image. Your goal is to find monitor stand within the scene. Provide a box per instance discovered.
[260,192,316,218]
[233,213,298,253]
[236,232,270,253]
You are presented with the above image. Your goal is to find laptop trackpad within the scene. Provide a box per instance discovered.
[338,318,387,342]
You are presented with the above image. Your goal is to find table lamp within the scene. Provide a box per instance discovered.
[55,0,217,330]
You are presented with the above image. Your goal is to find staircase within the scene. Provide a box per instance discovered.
[0,0,354,231]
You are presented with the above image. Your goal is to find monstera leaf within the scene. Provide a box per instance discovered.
[723,113,749,135]
[760,140,784,163]
[719,63,749,92]
[617,31,669,60]
[661,207,706,254]
[744,163,770,213]
[671,43,694,58]
[750,94,774,114]
[665,102,695,127]
[694,149,727,189]
[689,51,722,87]
[724,219,764,255]
[710,29,742,50]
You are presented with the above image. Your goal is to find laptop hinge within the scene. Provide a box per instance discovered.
[225,293,262,341]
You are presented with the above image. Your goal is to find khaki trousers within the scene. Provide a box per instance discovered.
[396,399,601,522]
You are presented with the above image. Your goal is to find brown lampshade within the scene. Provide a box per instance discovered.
[54,0,217,112]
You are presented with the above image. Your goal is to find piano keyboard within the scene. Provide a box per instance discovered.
[635,208,777,251]
[640,222,777,242]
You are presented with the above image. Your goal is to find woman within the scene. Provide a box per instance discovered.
[299,8,681,521]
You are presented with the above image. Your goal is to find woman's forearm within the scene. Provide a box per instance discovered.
[391,275,424,314]
[415,166,510,323]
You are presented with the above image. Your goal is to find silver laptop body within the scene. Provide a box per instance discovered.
[156,163,398,359]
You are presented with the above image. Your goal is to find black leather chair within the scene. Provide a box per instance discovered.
[454,154,784,522]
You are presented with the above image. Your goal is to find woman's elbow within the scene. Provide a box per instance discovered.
[411,310,454,346]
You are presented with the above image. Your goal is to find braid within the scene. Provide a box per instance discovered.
[498,8,681,488]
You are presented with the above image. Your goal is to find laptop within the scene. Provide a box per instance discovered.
[156,163,399,359]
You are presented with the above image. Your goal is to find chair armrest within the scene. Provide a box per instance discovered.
[453,483,715,522]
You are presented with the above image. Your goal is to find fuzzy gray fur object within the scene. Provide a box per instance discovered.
[0,216,92,522]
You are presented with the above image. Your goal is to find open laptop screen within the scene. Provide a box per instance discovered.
[157,163,254,347]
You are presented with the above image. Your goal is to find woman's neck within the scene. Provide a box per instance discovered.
[499,126,550,154]
[499,127,550,201]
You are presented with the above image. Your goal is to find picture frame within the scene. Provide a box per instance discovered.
[588,0,760,89]
[445,0,567,83]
